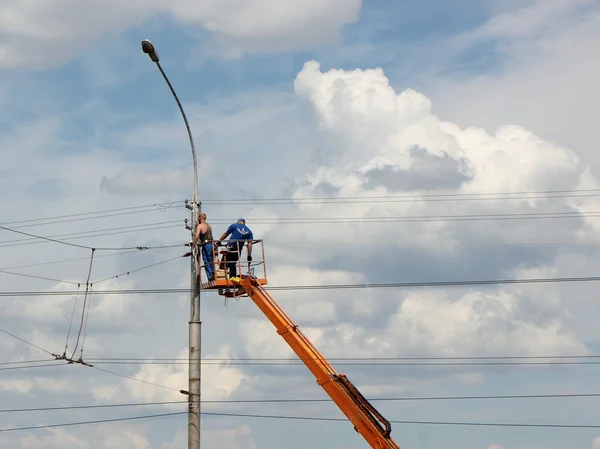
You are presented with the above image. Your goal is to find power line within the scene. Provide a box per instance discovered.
[4,189,600,230]
[0,362,66,371]
[90,366,182,392]
[0,246,181,271]
[0,401,186,413]
[202,411,600,429]
[1,210,599,249]
[195,210,600,224]
[201,188,600,203]
[0,411,187,433]
[4,273,600,297]
[0,359,52,366]
[3,391,600,414]
[2,410,599,432]
[0,223,181,249]
[91,254,186,285]
[86,354,600,361]
[81,360,600,367]
[0,220,179,246]
[1,200,185,228]
[0,269,80,285]
[0,327,56,357]
[0,223,182,252]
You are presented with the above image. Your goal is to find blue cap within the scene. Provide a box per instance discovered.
[237,218,246,223]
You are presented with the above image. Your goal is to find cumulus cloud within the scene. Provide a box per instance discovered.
[0,0,361,69]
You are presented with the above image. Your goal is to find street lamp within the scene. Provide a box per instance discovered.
[141,39,201,449]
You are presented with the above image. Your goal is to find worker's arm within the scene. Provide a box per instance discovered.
[246,231,254,259]
[219,224,234,242]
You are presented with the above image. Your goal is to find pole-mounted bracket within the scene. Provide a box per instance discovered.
[185,218,192,230]
[185,199,193,211]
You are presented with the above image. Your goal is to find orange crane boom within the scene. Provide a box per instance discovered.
[237,275,401,449]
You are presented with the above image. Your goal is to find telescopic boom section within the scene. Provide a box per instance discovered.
[237,276,401,449]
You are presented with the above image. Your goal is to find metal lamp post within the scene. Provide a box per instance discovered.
[141,39,201,449]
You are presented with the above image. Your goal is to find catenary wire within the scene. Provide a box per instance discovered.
[0,220,180,245]
[91,254,186,285]
[0,327,55,356]
[4,201,185,229]
[86,355,600,361]
[0,359,53,366]
[201,411,600,429]
[0,223,183,252]
[81,360,600,367]
[0,401,187,413]
[0,223,182,249]
[0,363,66,371]
[4,274,600,297]
[3,391,600,414]
[4,189,600,229]
[0,200,184,227]
[2,210,600,249]
[89,366,182,392]
[0,269,80,285]
[0,411,187,433]
[0,247,181,271]
[188,210,600,224]
[2,410,600,432]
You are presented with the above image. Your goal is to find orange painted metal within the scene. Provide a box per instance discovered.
[236,276,402,449]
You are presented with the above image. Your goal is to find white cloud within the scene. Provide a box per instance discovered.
[19,428,91,449]
[100,429,151,449]
[427,0,600,174]
[3,6,600,446]
[162,425,257,449]
[0,0,361,69]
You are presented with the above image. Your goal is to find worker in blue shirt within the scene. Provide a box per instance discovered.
[218,218,253,278]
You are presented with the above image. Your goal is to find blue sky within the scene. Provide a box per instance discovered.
[2,1,600,449]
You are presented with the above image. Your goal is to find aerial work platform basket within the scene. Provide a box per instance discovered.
[196,239,267,297]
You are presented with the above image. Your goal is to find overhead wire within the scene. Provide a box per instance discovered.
[1,410,600,432]
[79,360,600,367]
[0,411,187,433]
[0,269,80,285]
[0,359,53,366]
[3,390,600,413]
[0,247,180,271]
[3,188,600,230]
[0,223,182,252]
[0,220,180,245]
[91,254,186,285]
[5,273,600,297]
[3,201,185,229]
[0,223,182,249]
[0,327,56,357]
[69,250,95,359]
[0,362,66,371]
[200,411,600,429]
[89,366,183,393]
[86,354,600,361]
[0,401,187,413]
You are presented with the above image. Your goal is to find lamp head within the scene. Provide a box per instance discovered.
[141,39,159,62]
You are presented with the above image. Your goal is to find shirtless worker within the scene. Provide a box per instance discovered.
[191,212,215,281]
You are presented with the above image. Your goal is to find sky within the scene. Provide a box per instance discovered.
[1,0,600,448]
